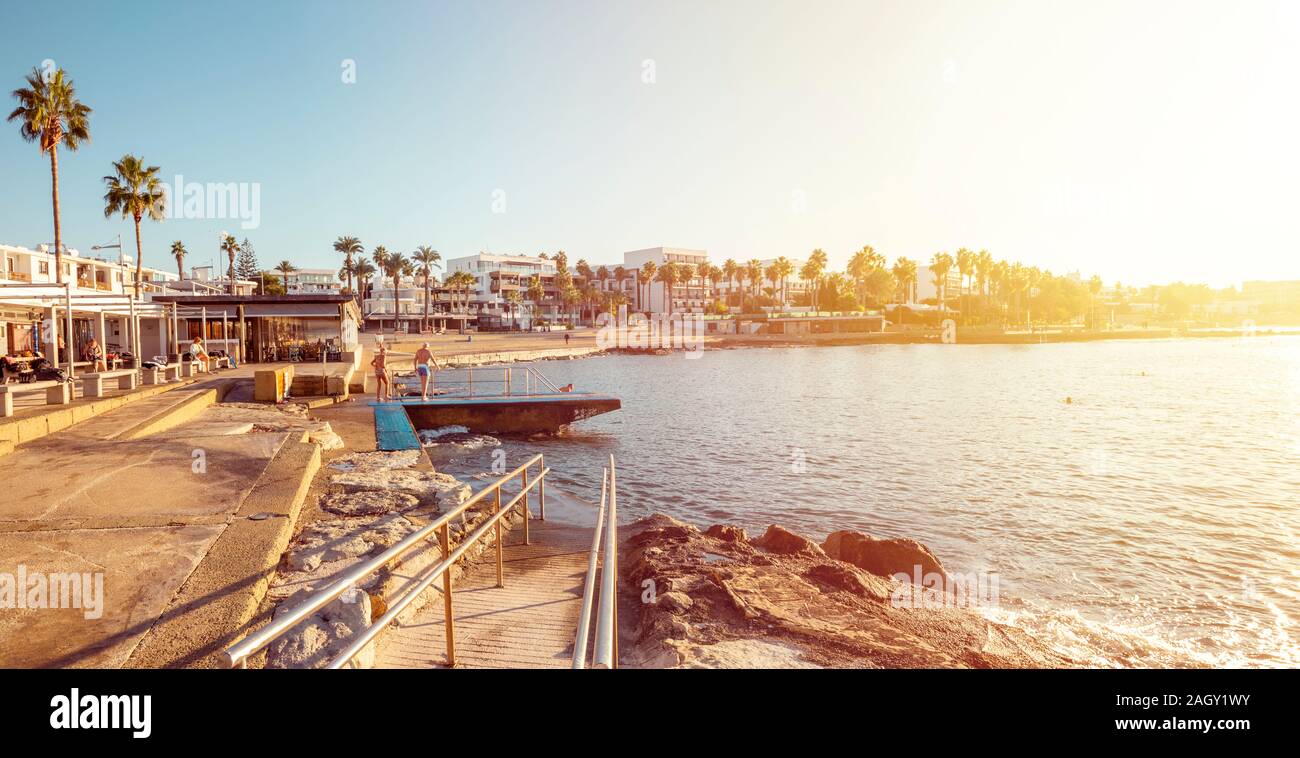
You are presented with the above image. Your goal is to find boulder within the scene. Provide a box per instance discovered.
[705,524,748,543]
[331,469,471,508]
[266,587,373,669]
[319,490,420,517]
[822,530,949,584]
[287,514,418,572]
[751,525,826,557]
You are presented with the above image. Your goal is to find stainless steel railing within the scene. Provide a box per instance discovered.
[223,453,548,669]
[393,363,565,398]
[572,454,618,669]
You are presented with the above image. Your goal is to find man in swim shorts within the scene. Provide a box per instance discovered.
[414,342,436,400]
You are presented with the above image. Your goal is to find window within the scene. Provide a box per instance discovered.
[39,262,49,274]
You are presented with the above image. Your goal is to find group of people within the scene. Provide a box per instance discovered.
[370,342,440,402]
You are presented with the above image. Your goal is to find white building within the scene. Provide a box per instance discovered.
[445,253,560,328]
[284,268,341,294]
[622,247,711,314]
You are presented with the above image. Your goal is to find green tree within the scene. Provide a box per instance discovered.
[412,245,441,332]
[170,240,187,281]
[333,236,364,301]
[235,238,260,281]
[102,154,166,292]
[220,234,242,294]
[8,66,92,284]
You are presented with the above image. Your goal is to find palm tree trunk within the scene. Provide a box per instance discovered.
[392,277,399,334]
[423,275,430,333]
[50,146,63,284]
[228,254,237,295]
[133,215,144,294]
[346,255,355,305]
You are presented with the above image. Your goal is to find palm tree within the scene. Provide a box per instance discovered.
[722,259,740,308]
[526,274,545,325]
[371,245,390,272]
[990,260,1009,324]
[705,264,723,311]
[352,259,377,314]
[1089,274,1103,329]
[639,261,657,312]
[892,257,917,304]
[220,234,241,294]
[847,247,879,308]
[333,236,364,302]
[930,252,954,316]
[412,246,441,333]
[170,241,187,281]
[8,66,92,284]
[102,155,166,293]
[275,260,297,292]
[774,256,795,307]
[384,252,413,333]
[799,249,828,310]
[656,262,679,316]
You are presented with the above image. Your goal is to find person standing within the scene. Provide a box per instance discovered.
[371,345,390,402]
[414,342,436,400]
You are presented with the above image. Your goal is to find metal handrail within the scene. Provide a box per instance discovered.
[395,363,566,397]
[573,454,618,669]
[223,453,547,669]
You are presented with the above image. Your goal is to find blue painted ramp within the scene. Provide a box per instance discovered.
[373,403,421,451]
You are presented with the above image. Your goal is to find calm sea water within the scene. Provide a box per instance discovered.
[420,337,1300,668]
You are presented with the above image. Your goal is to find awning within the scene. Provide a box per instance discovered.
[241,303,341,318]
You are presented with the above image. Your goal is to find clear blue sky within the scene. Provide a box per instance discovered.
[3,0,1299,287]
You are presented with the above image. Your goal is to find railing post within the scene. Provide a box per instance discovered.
[438,523,456,667]
[521,468,531,546]
[539,455,546,521]
[494,485,504,588]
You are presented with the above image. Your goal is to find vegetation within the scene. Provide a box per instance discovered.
[8,66,91,284]
[102,154,166,292]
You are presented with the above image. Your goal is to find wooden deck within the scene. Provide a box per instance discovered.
[376,518,595,669]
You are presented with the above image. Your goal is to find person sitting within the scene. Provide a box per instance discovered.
[84,337,107,372]
[188,337,210,372]
[558,383,574,393]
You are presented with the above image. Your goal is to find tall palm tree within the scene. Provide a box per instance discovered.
[102,155,166,293]
[412,245,441,333]
[742,259,761,312]
[930,252,954,315]
[8,67,92,284]
[384,252,412,333]
[526,274,545,325]
[774,256,795,307]
[1089,274,1103,328]
[352,259,377,312]
[891,257,917,304]
[333,236,364,302]
[722,259,740,308]
[639,261,657,312]
[847,246,883,308]
[220,234,241,294]
[801,249,827,310]
[656,262,679,316]
[371,245,390,272]
[170,241,187,281]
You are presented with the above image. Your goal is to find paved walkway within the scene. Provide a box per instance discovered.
[377,518,595,669]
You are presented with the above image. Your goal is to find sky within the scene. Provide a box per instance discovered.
[2,0,1299,288]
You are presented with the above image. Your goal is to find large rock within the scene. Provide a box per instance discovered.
[822,530,949,584]
[319,490,421,517]
[328,449,422,472]
[705,524,748,543]
[287,513,419,572]
[331,469,471,509]
[751,525,826,557]
[266,587,374,669]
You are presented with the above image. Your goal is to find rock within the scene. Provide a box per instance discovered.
[331,469,471,508]
[706,524,748,543]
[266,587,373,669]
[822,530,949,584]
[306,423,345,450]
[803,563,878,597]
[328,449,422,472]
[319,490,421,517]
[287,514,418,572]
[751,525,826,557]
[659,591,694,614]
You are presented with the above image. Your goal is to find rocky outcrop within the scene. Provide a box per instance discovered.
[620,515,1076,669]
[330,469,471,510]
[705,524,747,543]
[751,525,826,557]
[822,530,949,584]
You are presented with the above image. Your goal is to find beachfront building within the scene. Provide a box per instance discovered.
[361,273,469,333]
[622,247,711,314]
[1,242,180,364]
[183,265,258,296]
[444,253,561,329]
[914,264,964,307]
[284,268,342,294]
[152,293,362,362]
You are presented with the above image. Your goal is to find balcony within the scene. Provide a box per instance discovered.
[2,271,32,283]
